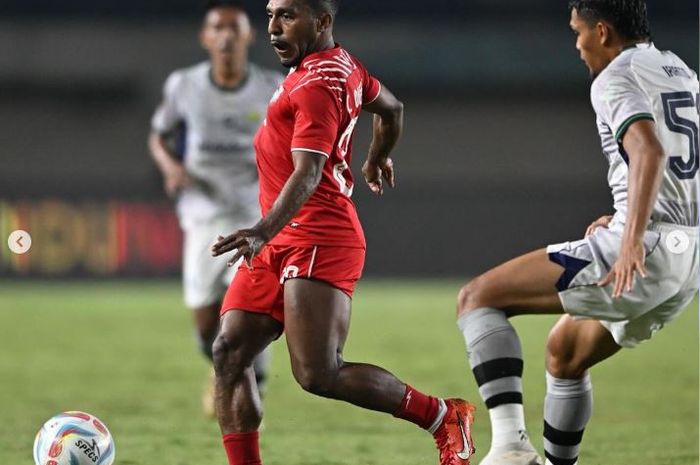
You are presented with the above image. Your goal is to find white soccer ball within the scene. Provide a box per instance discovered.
[33,411,115,465]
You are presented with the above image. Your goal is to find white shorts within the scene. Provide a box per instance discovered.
[546,221,698,348]
[182,215,254,309]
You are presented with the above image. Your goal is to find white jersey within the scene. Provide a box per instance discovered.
[591,42,699,227]
[152,61,284,229]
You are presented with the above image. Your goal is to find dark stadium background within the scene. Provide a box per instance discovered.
[1,0,697,277]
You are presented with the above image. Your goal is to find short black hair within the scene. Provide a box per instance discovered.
[203,0,245,16]
[305,0,340,16]
[569,0,651,41]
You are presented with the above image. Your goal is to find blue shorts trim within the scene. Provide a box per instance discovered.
[548,252,591,292]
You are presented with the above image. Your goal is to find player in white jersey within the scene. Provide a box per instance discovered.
[148,0,284,416]
[455,1,698,464]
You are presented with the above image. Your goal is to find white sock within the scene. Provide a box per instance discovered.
[489,403,530,449]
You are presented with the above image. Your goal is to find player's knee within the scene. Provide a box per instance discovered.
[212,332,250,384]
[457,277,488,316]
[211,333,233,375]
[545,338,586,379]
[291,364,337,398]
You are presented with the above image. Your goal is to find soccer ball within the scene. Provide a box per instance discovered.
[33,411,115,465]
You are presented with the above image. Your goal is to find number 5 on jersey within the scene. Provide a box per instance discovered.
[661,91,700,180]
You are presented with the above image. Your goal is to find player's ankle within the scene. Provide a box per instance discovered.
[222,431,262,465]
[427,398,448,434]
[392,384,442,430]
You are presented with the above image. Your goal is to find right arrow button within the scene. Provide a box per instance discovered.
[665,230,690,255]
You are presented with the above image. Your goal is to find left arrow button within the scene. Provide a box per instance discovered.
[8,230,32,254]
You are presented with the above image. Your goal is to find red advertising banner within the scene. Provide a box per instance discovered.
[0,200,182,276]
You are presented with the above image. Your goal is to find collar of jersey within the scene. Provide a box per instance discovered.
[298,43,342,70]
[208,64,251,93]
[621,41,655,54]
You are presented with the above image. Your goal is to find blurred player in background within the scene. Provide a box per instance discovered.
[210,0,477,464]
[148,0,284,416]
[456,1,699,464]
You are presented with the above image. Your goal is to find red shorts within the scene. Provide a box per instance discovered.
[221,244,365,325]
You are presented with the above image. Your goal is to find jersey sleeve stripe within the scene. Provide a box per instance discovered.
[365,82,382,105]
[614,112,655,142]
[291,147,330,158]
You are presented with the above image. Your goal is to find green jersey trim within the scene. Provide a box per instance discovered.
[615,113,655,142]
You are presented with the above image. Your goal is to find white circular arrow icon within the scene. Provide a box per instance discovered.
[665,230,689,255]
[8,230,32,254]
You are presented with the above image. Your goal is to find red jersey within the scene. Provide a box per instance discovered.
[253,45,381,249]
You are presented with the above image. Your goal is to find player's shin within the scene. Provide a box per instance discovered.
[543,372,592,465]
[458,308,533,452]
[216,368,264,465]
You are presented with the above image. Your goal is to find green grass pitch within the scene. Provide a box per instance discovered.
[0,280,697,465]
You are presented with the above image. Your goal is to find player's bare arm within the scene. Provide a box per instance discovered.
[147,132,192,197]
[598,119,665,297]
[585,214,614,236]
[361,85,404,195]
[211,150,325,265]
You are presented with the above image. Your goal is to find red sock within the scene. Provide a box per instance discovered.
[222,432,262,465]
[392,384,440,430]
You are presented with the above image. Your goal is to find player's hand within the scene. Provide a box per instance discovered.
[597,240,646,298]
[362,157,395,195]
[585,215,613,236]
[164,164,193,198]
[211,228,267,268]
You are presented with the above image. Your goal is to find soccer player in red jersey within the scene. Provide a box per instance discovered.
[210,1,476,464]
